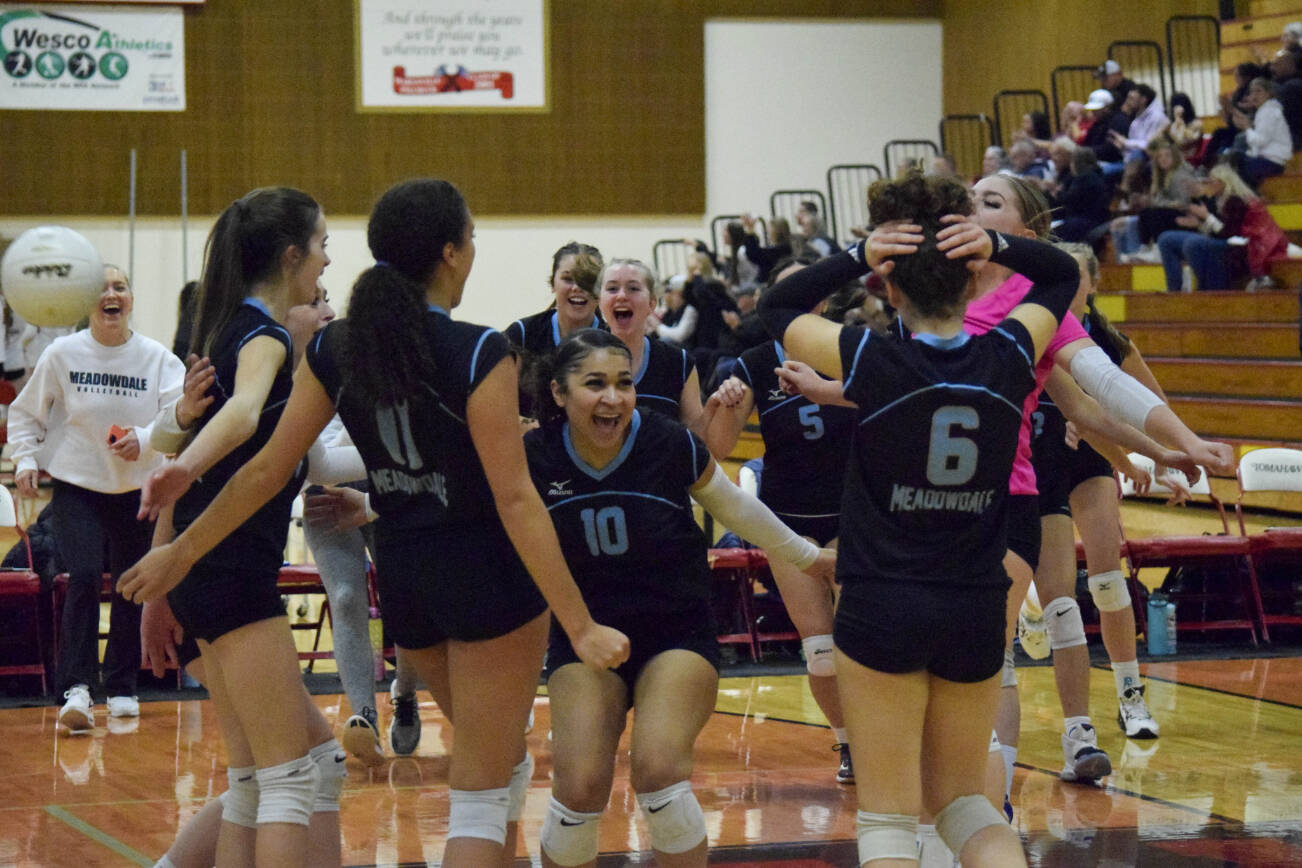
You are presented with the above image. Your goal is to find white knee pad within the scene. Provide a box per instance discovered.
[1043,596,1087,650]
[309,738,348,813]
[540,796,603,866]
[855,809,918,863]
[255,755,318,827]
[802,634,836,677]
[1001,646,1017,688]
[1088,570,1131,613]
[448,786,510,844]
[507,751,534,822]
[637,780,706,855]
[221,766,258,828]
[935,794,1005,856]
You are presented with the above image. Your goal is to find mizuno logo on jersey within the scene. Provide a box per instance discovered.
[767,388,788,402]
[549,480,573,496]
[889,483,995,514]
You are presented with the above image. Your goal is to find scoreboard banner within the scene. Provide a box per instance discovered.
[0,3,185,111]
[356,0,547,112]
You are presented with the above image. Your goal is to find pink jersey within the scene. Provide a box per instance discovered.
[964,273,1088,495]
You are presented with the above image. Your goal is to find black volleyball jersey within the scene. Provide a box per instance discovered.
[306,306,519,550]
[836,320,1038,586]
[505,309,604,418]
[633,337,690,420]
[733,341,853,517]
[524,410,713,621]
[173,300,304,570]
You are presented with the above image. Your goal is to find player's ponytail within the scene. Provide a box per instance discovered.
[346,178,468,404]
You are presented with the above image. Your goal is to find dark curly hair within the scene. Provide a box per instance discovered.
[531,328,632,429]
[345,178,469,404]
[867,173,976,318]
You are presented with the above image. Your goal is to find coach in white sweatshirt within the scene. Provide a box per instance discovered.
[9,265,186,733]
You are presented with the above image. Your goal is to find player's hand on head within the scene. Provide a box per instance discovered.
[864,222,923,275]
[138,463,193,521]
[572,622,630,671]
[936,215,992,271]
[118,544,191,604]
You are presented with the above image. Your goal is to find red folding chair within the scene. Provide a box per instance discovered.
[1236,448,1302,636]
[0,485,53,693]
[709,547,759,661]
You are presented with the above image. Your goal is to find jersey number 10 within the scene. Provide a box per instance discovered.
[580,506,629,556]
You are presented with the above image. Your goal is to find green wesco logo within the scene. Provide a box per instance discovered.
[1,9,149,81]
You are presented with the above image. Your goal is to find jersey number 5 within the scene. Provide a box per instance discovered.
[798,404,824,441]
[580,506,629,556]
[926,406,978,485]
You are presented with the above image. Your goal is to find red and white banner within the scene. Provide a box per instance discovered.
[357,0,546,111]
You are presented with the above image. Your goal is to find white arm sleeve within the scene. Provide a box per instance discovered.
[656,304,698,344]
[148,399,190,455]
[305,435,367,485]
[1068,345,1164,431]
[692,464,818,570]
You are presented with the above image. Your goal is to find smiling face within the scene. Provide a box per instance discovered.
[288,211,330,306]
[598,262,655,343]
[551,253,597,325]
[552,347,636,459]
[90,266,133,340]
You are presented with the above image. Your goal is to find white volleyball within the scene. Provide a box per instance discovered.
[1,226,105,326]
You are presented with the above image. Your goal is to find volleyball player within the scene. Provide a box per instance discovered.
[505,242,604,419]
[120,178,628,868]
[757,173,1083,867]
[703,256,857,784]
[525,328,835,868]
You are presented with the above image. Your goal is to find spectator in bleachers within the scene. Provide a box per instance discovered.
[1156,163,1290,291]
[1060,100,1088,144]
[1082,89,1130,171]
[928,152,962,181]
[1164,92,1205,164]
[1282,21,1302,51]
[1096,58,1138,109]
[793,200,840,258]
[1268,48,1302,148]
[1230,77,1293,188]
[1009,140,1051,181]
[1012,110,1054,155]
[1111,136,1198,262]
[739,214,792,283]
[981,145,1011,177]
[719,220,761,293]
[1208,62,1267,160]
[1044,136,1076,190]
[1054,146,1111,243]
[1109,84,1168,162]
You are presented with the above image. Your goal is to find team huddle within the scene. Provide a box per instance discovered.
[13,172,1236,868]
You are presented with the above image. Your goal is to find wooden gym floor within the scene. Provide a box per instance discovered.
[1,499,1300,866]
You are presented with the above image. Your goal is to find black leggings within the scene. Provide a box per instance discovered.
[51,480,153,696]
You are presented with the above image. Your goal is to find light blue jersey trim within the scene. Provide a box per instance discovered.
[545,489,684,512]
[845,329,871,387]
[913,331,971,350]
[563,410,642,481]
[468,329,498,384]
[633,337,652,385]
[862,382,1023,424]
[242,297,272,317]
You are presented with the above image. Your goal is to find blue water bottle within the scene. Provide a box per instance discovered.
[1147,592,1177,656]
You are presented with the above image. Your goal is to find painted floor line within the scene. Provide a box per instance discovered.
[43,804,154,867]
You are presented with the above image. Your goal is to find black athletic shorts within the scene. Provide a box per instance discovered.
[167,558,286,643]
[834,574,1010,683]
[177,636,201,669]
[1005,493,1041,572]
[1034,435,1114,518]
[372,531,547,649]
[773,511,840,547]
[544,609,720,698]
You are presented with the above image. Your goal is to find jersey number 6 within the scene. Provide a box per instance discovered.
[580,506,629,556]
[926,406,978,486]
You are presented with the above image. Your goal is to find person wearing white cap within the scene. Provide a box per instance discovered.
[1096,58,1137,108]
[1081,89,1130,171]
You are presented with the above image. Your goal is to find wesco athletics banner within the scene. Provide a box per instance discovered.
[0,3,185,111]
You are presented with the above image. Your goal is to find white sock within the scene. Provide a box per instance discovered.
[832,727,848,745]
[1065,715,1092,736]
[1113,660,1141,697]
[999,744,1017,799]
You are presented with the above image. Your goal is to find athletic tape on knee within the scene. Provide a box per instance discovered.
[507,751,534,822]
[855,809,918,864]
[540,796,603,867]
[1088,570,1131,612]
[637,780,707,855]
[448,786,510,844]
[221,765,258,828]
[802,634,836,678]
[1044,596,1087,650]
[935,794,1005,857]
[255,755,318,827]
[1001,646,1017,688]
[988,729,1001,753]
[309,737,348,813]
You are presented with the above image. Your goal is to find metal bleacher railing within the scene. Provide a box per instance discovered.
[883,139,939,179]
[1167,15,1222,118]
[939,114,995,181]
[827,164,882,242]
[1109,39,1168,106]
[993,89,1050,149]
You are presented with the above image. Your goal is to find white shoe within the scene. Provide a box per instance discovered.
[1060,722,1112,783]
[1117,685,1160,738]
[58,685,94,733]
[1017,604,1050,660]
[1131,244,1163,264]
[106,695,139,718]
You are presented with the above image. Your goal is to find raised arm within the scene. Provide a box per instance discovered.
[701,377,755,461]
[468,356,629,670]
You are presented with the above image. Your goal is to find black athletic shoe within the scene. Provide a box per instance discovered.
[388,682,421,756]
[834,743,854,785]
